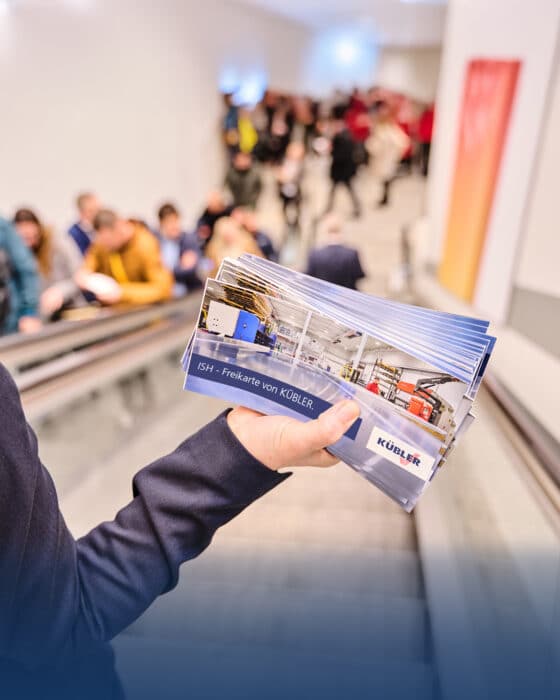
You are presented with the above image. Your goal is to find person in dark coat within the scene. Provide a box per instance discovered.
[195,190,235,251]
[325,105,361,218]
[307,214,365,290]
[225,151,263,209]
[0,363,360,698]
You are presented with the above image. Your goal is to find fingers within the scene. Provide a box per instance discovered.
[284,400,360,456]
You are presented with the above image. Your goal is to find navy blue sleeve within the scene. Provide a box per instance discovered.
[0,364,289,670]
[173,233,202,289]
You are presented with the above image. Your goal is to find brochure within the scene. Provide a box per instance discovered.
[181,256,496,512]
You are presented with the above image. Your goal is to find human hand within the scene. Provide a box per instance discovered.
[18,316,42,334]
[40,287,64,316]
[95,285,123,305]
[180,250,198,270]
[227,400,361,471]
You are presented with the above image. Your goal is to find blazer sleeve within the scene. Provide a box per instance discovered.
[0,364,289,670]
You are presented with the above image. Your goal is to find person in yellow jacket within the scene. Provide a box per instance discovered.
[76,209,173,306]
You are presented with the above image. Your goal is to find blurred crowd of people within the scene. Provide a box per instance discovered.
[0,85,434,338]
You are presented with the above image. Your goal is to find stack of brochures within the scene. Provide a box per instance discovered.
[181,255,496,511]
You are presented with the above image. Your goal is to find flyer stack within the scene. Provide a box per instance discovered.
[181,255,496,512]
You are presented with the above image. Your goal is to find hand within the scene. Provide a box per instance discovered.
[180,250,198,270]
[18,316,42,334]
[96,286,123,305]
[40,287,65,316]
[227,400,361,471]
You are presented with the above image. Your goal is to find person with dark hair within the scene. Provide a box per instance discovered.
[0,359,361,698]
[0,216,40,334]
[68,192,100,256]
[195,191,235,251]
[325,105,361,218]
[14,208,83,320]
[76,209,172,306]
[222,92,240,155]
[225,151,263,209]
[155,202,201,297]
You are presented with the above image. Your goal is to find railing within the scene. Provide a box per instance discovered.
[1,295,202,421]
[0,294,202,374]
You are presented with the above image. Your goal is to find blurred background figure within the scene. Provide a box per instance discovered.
[77,209,172,306]
[196,190,235,251]
[325,104,361,218]
[367,101,410,207]
[232,207,278,262]
[13,208,84,321]
[0,216,40,335]
[155,203,202,298]
[418,103,435,176]
[276,141,305,229]
[345,89,371,168]
[306,213,365,290]
[225,151,262,209]
[237,107,259,154]
[205,216,263,276]
[68,192,100,256]
[222,92,239,157]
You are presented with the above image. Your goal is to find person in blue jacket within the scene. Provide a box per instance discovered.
[0,362,360,698]
[0,217,41,335]
[68,192,100,256]
[154,202,202,297]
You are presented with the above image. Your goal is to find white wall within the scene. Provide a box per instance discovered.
[0,0,310,231]
[374,47,441,102]
[514,52,560,298]
[425,0,560,322]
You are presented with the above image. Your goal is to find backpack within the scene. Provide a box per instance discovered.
[0,248,11,330]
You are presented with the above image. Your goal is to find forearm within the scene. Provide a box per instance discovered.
[75,411,289,641]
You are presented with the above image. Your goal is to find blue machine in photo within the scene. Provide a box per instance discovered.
[232,310,260,343]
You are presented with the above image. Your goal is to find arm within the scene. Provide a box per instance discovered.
[0,365,286,665]
[0,363,359,668]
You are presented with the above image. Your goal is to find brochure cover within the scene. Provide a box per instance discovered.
[181,258,496,511]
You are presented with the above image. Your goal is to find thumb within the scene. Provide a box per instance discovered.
[284,400,361,455]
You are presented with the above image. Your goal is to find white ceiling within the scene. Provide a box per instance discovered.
[234,0,447,46]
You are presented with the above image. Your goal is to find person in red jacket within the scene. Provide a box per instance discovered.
[418,103,435,176]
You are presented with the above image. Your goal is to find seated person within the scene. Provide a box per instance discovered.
[232,208,278,262]
[14,208,84,321]
[77,209,172,306]
[68,192,100,256]
[0,216,40,335]
[205,216,263,277]
[196,190,234,251]
[155,202,202,297]
[306,214,365,290]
